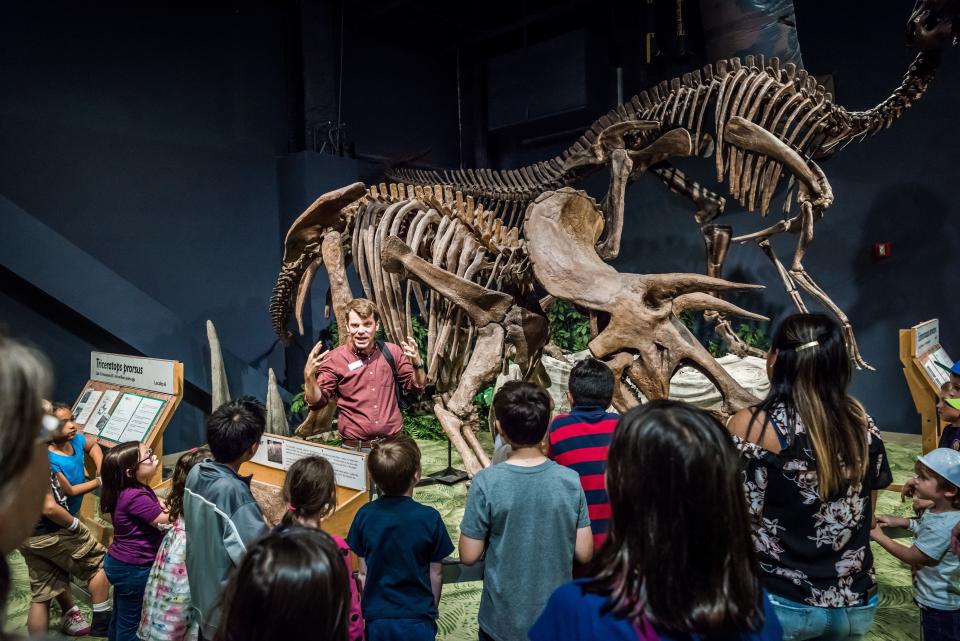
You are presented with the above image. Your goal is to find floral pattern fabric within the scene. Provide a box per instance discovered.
[138,518,198,641]
[733,403,892,607]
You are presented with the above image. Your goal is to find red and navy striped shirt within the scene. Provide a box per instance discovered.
[547,405,618,551]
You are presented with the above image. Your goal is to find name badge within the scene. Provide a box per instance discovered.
[347,360,364,372]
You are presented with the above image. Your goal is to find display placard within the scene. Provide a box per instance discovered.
[95,393,166,443]
[72,388,104,425]
[90,352,176,395]
[921,348,953,389]
[900,319,954,456]
[249,434,368,492]
[914,319,940,356]
[73,353,184,547]
[84,390,121,435]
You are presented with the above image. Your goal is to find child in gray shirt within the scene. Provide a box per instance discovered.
[459,382,592,641]
[873,448,960,640]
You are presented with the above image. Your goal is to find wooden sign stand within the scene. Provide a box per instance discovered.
[239,433,370,539]
[69,353,184,543]
[899,320,953,455]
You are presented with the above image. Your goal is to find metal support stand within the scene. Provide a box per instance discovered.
[417,438,469,486]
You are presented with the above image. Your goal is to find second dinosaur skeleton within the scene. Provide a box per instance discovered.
[270,181,765,475]
[389,0,960,369]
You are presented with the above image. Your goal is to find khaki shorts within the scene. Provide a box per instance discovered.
[19,524,106,602]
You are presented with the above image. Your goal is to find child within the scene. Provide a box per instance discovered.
[213,527,352,641]
[530,400,782,640]
[346,435,453,641]
[184,397,269,641]
[20,452,112,636]
[902,383,960,513]
[48,402,103,516]
[459,381,593,641]
[938,382,960,451]
[937,361,960,395]
[100,441,170,641]
[274,456,364,641]
[547,357,618,553]
[138,446,209,641]
[872,449,960,641]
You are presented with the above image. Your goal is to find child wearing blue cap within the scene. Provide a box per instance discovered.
[872,448,960,640]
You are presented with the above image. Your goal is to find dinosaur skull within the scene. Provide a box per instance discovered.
[908,0,959,50]
[269,182,367,343]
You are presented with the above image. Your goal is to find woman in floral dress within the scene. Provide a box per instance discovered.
[138,447,209,641]
[726,313,892,641]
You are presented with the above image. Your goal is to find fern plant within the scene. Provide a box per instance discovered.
[548,300,591,352]
[402,413,446,441]
[704,321,771,358]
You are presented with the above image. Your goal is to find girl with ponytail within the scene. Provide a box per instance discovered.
[726,313,893,640]
[274,456,364,641]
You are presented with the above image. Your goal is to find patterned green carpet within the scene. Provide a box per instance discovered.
[2,433,924,640]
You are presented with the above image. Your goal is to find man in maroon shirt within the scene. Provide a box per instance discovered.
[304,298,425,449]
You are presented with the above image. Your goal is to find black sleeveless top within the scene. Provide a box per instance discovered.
[732,403,892,607]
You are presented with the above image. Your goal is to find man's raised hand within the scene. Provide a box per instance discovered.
[401,336,422,367]
[304,341,330,378]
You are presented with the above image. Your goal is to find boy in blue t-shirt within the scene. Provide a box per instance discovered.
[47,403,103,515]
[346,435,453,641]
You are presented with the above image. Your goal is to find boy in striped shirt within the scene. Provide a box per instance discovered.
[547,358,618,553]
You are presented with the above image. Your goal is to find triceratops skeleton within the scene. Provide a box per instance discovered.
[270,182,765,475]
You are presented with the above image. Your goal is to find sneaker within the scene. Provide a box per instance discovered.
[89,610,111,637]
[61,606,92,636]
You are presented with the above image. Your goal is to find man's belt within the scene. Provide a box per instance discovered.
[341,437,386,450]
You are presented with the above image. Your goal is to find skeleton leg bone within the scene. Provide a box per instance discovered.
[381,234,514,474]
[700,224,767,359]
[788,201,873,370]
[757,239,808,313]
[439,323,505,473]
[724,116,864,366]
[597,128,695,261]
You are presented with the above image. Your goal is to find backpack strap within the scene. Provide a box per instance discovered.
[376,340,403,401]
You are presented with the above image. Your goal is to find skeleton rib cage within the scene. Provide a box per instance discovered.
[390,52,937,222]
[271,182,537,396]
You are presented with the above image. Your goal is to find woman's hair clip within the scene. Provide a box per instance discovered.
[287,505,297,512]
[795,340,819,352]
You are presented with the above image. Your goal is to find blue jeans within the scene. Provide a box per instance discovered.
[103,554,152,641]
[767,593,878,641]
[920,604,960,641]
[366,618,437,641]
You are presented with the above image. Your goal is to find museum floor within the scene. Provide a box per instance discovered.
[4,432,925,641]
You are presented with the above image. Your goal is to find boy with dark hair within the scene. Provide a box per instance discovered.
[459,381,593,641]
[184,397,269,640]
[346,435,453,641]
[547,358,618,552]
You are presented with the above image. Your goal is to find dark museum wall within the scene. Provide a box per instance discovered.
[2,1,958,447]
[0,3,296,450]
[0,2,466,450]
